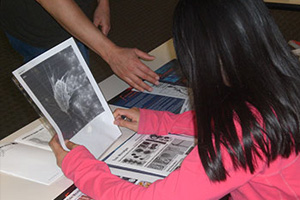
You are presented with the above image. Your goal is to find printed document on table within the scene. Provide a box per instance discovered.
[0,124,62,185]
[103,133,196,177]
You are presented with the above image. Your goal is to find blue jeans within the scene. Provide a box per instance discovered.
[5,33,90,65]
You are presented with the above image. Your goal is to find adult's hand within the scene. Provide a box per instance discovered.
[113,107,140,132]
[108,46,159,92]
[93,0,110,36]
[49,135,78,168]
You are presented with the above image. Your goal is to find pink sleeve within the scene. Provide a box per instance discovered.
[138,109,197,136]
[62,144,268,200]
[62,146,147,199]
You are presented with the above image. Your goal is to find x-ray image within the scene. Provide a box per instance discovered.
[20,45,104,139]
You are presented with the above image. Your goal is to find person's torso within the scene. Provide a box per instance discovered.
[0,0,97,48]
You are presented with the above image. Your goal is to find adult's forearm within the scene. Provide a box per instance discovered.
[35,0,115,61]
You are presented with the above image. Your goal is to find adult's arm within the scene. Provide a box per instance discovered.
[35,0,159,92]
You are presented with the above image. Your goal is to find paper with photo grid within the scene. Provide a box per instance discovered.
[12,38,122,158]
[103,133,196,177]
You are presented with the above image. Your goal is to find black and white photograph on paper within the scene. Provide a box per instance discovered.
[13,38,122,157]
[19,45,104,140]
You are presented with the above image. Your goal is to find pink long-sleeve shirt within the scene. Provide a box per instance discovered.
[62,109,300,200]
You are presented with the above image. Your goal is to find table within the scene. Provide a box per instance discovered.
[265,0,300,5]
[264,0,300,10]
[0,39,176,200]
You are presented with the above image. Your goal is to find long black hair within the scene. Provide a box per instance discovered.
[173,0,300,182]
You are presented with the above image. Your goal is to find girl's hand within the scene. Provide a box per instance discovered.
[113,107,140,132]
[49,135,78,168]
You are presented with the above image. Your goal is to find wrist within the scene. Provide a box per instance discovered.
[101,42,119,65]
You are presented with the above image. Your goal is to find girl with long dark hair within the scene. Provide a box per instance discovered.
[50,0,300,199]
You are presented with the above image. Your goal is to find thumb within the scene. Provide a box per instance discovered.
[115,119,138,132]
[135,49,155,61]
[49,134,63,152]
[65,140,79,150]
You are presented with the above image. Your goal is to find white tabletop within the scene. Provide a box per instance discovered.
[0,39,176,200]
[264,0,300,5]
